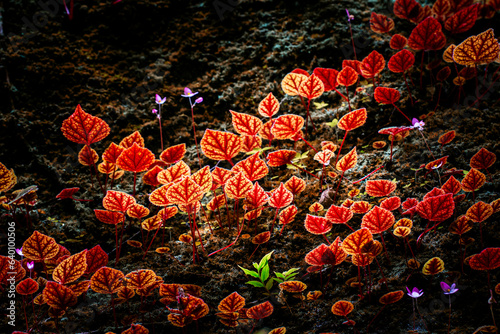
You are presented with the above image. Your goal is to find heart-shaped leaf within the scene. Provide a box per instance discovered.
[284,176,306,195]
[379,290,404,304]
[247,301,273,319]
[337,66,358,86]
[417,193,455,221]
[374,87,400,104]
[470,147,496,170]
[361,206,395,234]
[53,250,88,285]
[230,110,263,136]
[298,74,324,99]
[269,183,294,209]
[16,277,39,295]
[380,196,401,211]
[22,231,60,262]
[61,105,110,145]
[166,177,203,205]
[85,245,108,275]
[453,29,499,66]
[326,205,353,225]
[78,145,99,166]
[279,205,298,226]
[466,201,493,223]
[225,172,253,199]
[116,143,155,173]
[332,300,354,316]
[360,50,385,79]
[461,168,486,192]
[422,257,445,275]
[313,68,339,91]
[343,228,373,255]
[388,49,415,73]
[160,144,186,164]
[258,92,280,118]
[266,150,297,167]
[125,269,157,290]
[245,182,269,210]
[408,17,446,51]
[232,153,268,181]
[470,248,500,271]
[119,131,144,149]
[304,214,333,235]
[271,115,304,140]
[127,204,150,219]
[280,281,307,293]
[149,184,174,207]
[370,12,394,34]
[240,135,262,153]
[394,0,421,21]
[218,292,245,313]
[103,190,136,212]
[444,4,478,34]
[336,147,357,172]
[191,166,213,193]
[252,231,271,245]
[201,129,242,162]
[390,34,408,50]
[338,108,367,131]
[281,72,308,96]
[90,267,124,294]
[43,281,77,309]
[366,180,397,197]
[157,160,191,184]
[438,130,456,146]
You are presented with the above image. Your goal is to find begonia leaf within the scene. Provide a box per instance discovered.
[366,180,397,197]
[370,12,394,34]
[336,147,357,172]
[338,108,367,131]
[453,29,499,66]
[200,129,242,162]
[422,257,445,275]
[466,201,493,223]
[157,160,191,184]
[90,267,124,294]
[390,34,408,50]
[258,92,280,118]
[269,183,293,209]
[230,110,263,137]
[53,250,87,285]
[266,150,297,167]
[225,172,253,199]
[103,190,136,212]
[22,231,59,262]
[232,153,268,181]
[461,168,486,192]
[337,66,358,86]
[284,175,306,195]
[360,50,385,79]
[298,74,324,99]
[271,115,304,140]
[166,177,203,205]
[470,147,496,170]
[470,248,500,271]
[331,300,354,316]
[43,281,77,309]
[342,228,373,255]
[159,144,186,164]
[119,131,144,149]
[281,72,308,96]
[388,49,415,73]
[417,193,454,221]
[313,67,339,91]
[304,214,333,235]
[116,143,155,173]
[61,105,110,145]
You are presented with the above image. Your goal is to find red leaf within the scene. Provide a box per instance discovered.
[266,150,297,167]
[259,120,275,142]
[366,180,397,197]
[402,197,419,214]
[142,166,163,187]
[16,278,39,295]
[95,209,125,225]
[337,66,358,86]
[78,145,99,166]
[438,130,456,146]
[466,201,493,223]
[444,4,478,34]
[211,167,233,187]
[53,250,88,285]
[441,176,462,194]
[423,187,446,200]
[247,301,273,319]
[370,12,395,34]
[379,290,404,304]
[408,17,446,51]
[284,175,306,195]
[292,68,310,76]
[201,129,242,162]
[298,74,325,99]
[360,50,385,79]
[149,184,174,207]
[103,142,125,164]
[191,166,213,193]
[437,66,452,81]
[43,281,77,310]
[343,228,373,255]
[22,231,60,261]
[116,143,155,173]
[119,131,145,149]
[269,183,293,209]
[332,300,354,316]
[232,152,268,182]
[166,177,203,205]
[279,205,298,226]
[158,160,191,184]
[425,156,449,170]
[380,196,401,211]
[417,193,455,221]
[374,87,400,104]
[361,206,395,234]
[304,214,333,235]
[305,244,329,266]
[470,147,496,170]
[326,205,353,225]
[342,60,362,74]
[281,72,308,96]
[240,135,262,153]
[245,181,270,210]
[338,108,367,132]
[388,49,415,73]
[103,190,136,212]
[378,126,411,136]
[271,114,304,140]
[157,206,178,221]
[252,231,271,245]
[390,34,408,50]
[160,144,186,164]
[85,245,108,275]
[90,267,124,294]
[470,248,500,271]
[230,110,263,136]
[432,0,451,19]
[461,168,486,192]
[313,68,339,91]
[394,0,421,21]
[224,172,253,199]
[336,147,357,172]
[56,187,80,200]
[351,201,372,214]
[258,92,280,118]
[61,105,110,145]
[218,292,245,313]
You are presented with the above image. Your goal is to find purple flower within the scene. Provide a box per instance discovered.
[16,247,23,257]
[194,97,203,104]
[181,87,199,98]
[27,261,34,270]
[406,286,424,298]
[411,118,425,131]
[155,94,166,105]
[346,9,354,22]
[440,282,459,295]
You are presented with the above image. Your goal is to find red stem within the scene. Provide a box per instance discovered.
[335,131,349,166]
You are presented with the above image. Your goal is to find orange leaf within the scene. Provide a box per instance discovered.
[331,300,354,316]
[388,49,415,73]
[192,166,213,193]
[22,231,60,261]
[298,74,324,99]
[380,196,401,211]
[470,248,500,271]
[314,150,334,166]
[102,142,125,164]
[453,29,499,66]
[125,269,157,290]
[370,12,394,34]
[53,250,87,285]
[142,166,163,187]
[122,324,149,334]
[16,277,39,295]
[78,145,99,166]
[157,206,178,221]
[390,34,408,50]
[361,206,395,234]
[338,108,367,131]
[304,214,333,235]
[166,177,203,205]
[240,135,262,153]
[284,176,306,195]
[158,160,191,184]
[119,131,145,149]
[343,59,362,74]
[432,0,451,18]
[159,144,186,164]
[85,245,108,275]
[461,168,486,192]
[258,92,280,118]
[245,182,269,210]
[103,190,136,212]
[466,201,493,223]
[0,162,16,193]
[43,281,77,309]
[441,176,461,195]
[337,66,358,86]
[247,301,273,319]
[207,194,227,211]
[212,167,233,187]
[116,143,155,173]
[360,50,385,79]
[61,105,110,145]
[305,244,329,266]
[379,290,404,304]
[342,228,373,255]
[98,161,116,174]
[232,153,268,181]
[326,205,353,225]
[438,130,456,146]
[366,180,397,197]
[149,184,174,207]
[351,201,372,214]
[230,110,263,136]
[336,147,357,172]
[225,172,253,199]
[279,205,298,226]
[491,198,500,213]
[269,183,293,209]
[266,150,297,167]
[281,72,308,96]
[271,115,304,140]
[269,327,286,334]
[444,4,478,34]
[417,193,455,221]
[218,292,245,313]
[470,147,496,170]
[201,129,242,162]
[90,267,124,294]
[393,226,411,238]
[313,67,339,91]
[259,120,275,142]
[280,281,307,293]
[449,215,473,235]
[425,156,448,170]
[127,204,150,219]
[422,257,445,275]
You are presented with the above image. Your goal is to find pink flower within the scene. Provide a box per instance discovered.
[27,261,34,270]
[155,94,166,105]
[406,286,423,298]
[181,87,198,98]
[440,282,458,295]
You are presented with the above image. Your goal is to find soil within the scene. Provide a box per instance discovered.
[1,1,500,333]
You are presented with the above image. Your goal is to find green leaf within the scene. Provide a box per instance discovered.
[326,118,338,128]
[253,263,260,271]
[261,265,270,282]
[274,272,285,279]
[258,251,274,269]
[238,266,260,279]
[313,101,329,109]
[265,278,274,291]
[273,277,284,284]
[247,281,265,288]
